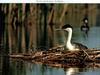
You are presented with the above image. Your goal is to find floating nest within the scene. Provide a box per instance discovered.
[9,48,100,68]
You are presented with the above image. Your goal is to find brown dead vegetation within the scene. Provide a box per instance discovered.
[10,49,100,68]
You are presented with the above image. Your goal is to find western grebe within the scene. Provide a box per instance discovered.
[81,17,89,32]
[81,24,89,32]
[62,24,88,51]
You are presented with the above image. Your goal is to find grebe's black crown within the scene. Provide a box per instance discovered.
[62,24,73,29]
[83,17,88,22]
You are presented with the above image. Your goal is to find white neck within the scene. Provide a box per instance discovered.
[65,28,74,50]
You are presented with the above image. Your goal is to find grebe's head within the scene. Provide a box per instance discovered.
[62,24,73,32]
[83,17,88,23]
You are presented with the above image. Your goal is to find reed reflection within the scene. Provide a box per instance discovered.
[2,56,10,75]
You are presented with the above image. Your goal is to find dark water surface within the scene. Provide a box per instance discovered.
[1,26,100,75]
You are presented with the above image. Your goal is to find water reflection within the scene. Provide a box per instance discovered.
[9,60,65,75]
[1,59,100,75]
[1,56,10,75]
[65,68,79,75]
[65,67,100,75]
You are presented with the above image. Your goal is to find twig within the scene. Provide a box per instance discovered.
[81,49,92,60]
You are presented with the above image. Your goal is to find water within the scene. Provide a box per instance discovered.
[1,59,100,75]
[1,26,100,75]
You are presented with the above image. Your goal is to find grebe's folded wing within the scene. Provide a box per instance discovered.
[72,42,88,50]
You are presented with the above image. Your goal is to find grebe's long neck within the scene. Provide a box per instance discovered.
[65,28,74,50]
[67,28,72,43]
